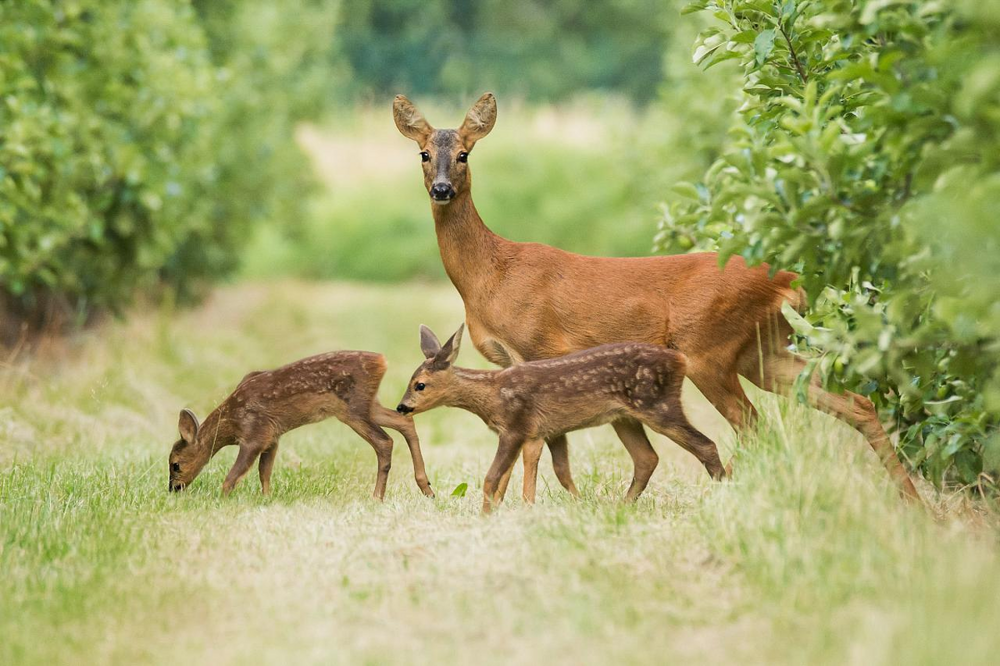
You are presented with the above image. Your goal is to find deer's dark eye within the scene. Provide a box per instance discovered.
[415,382,426,391]
[457,152,468,163]
[419,151,430,163]
[171,462,181,473]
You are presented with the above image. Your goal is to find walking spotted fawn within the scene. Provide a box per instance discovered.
[169,351,434,499]
[396,324,725,512]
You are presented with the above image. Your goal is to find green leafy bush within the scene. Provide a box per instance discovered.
[657,0,1000,487]
[0,0,340,333]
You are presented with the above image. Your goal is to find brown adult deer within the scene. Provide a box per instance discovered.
[396,324,725,512]
[392,92,920,502]
[168,351,434,499]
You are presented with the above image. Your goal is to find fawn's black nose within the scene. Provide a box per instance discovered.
[396,404,413,414]
[430,183,454,200]
[170,482,185,492]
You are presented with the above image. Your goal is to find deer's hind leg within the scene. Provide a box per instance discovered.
[343,414,395,501]
[741,349,920,501]
[373,405,435,498]
[547,435,580,497]
[640,400,726,481]
[611,419,659,501]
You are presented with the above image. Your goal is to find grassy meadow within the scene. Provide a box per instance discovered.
[3,280,1000,665]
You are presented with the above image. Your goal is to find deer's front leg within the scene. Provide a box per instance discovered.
[495,464,515,504]
[258,441,280,495]
[521,438,545,504]
[223,446,262,496]
[482,434,523,514]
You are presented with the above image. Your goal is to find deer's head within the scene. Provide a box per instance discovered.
[397,324,464,414]
[393,93,497,205]
[168,409,214,492]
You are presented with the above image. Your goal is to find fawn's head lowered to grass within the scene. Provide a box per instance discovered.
[168,409,215,492]
[393,93,497,205]
[396,324,465,415]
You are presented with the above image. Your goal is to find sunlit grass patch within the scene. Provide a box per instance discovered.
[2,280,999,665]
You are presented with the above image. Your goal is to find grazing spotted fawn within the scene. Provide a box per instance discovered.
[169,351,434,499]
[396,324,725,513]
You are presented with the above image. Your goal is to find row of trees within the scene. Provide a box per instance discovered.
[0,0,679,342]
[0,0,343,340]
[338,0,672,102]
[657,0,1000,487]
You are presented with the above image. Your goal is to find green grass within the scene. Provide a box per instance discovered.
[241,101,680,282]
[3,280,1000,665]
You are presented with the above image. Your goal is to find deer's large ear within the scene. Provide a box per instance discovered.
[393,94,433,143]
[419,324,442,359]
[432,324,464,369]
[178,409,200,444]
[459,93,497,144]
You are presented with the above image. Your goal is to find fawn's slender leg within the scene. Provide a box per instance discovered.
[483,435,524,514]
[346,419,394,500]
[547,435,580,497]
[521,438,545,504]
[496,464,514,504]
[374,406,435,497]
[611,419,659,501]
[223,445,262,496]
[258,440,280,495]
[643,405,725,480]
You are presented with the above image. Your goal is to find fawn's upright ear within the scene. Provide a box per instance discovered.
[459,93,497,145]
[393,95,433,143]
[178,408,200,445]
[432,323,464,369]
[420,324,442,359]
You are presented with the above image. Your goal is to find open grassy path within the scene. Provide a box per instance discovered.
[2,281,999,665]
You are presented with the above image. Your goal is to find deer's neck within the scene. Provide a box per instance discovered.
[445,367,503,425]
[431,191,505,299]
[198,409,237,457]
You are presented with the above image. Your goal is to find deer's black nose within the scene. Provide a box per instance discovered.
[430,183,454,200]
[396,404,413,414]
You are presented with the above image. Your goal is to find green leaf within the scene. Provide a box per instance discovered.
[781,301,813,335]
[754,29,776,67]
[451,482,468,497]
[671,182,702,200]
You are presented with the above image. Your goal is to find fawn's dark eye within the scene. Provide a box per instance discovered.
[419,151,430,163]
[171,462,181,473]
[457,152,468,163]
[415,382,426,391]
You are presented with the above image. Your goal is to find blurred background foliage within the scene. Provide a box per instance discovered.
[338,0,670,103]
[1,0,998,489]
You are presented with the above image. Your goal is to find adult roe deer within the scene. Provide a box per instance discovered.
[392,92,920,501]
[396,324,726,512]
[169,351,434,499]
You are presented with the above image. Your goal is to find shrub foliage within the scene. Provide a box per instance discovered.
[657,0,1000,487]
[0,0,337,327]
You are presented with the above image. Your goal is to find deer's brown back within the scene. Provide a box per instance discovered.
[493,343,685,438]
[222,351,386,434]
[465,243,799,367]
